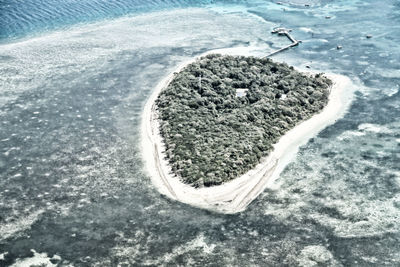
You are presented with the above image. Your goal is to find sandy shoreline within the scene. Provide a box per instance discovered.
[141,47,353,214]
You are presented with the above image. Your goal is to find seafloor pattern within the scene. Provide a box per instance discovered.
[0,0,399,266]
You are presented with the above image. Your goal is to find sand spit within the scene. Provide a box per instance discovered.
[141,47,353,214]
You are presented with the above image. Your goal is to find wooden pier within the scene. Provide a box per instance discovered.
[263,27,301,58]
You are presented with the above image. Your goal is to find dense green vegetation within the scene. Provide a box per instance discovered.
[155,54,331,187]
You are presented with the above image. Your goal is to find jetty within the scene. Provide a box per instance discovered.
[264,27,301,58]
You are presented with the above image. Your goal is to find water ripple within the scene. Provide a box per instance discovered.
[0,0,213,41]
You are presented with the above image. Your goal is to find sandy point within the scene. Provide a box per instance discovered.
[140,47,354,214]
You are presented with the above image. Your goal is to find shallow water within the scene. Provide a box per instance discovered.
[0,0,399,266]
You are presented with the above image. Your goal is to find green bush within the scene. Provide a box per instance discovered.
[155,54,331,187]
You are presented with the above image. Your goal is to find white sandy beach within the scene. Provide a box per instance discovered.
[141,47,353,214]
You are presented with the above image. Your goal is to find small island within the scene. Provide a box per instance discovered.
[141,48,351,213]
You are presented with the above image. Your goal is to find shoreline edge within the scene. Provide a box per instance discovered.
[141,47,353,214]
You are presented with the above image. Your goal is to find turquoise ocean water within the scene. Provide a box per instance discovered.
[0,0,399,265]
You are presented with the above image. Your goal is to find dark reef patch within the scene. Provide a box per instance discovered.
[155,54,331,187]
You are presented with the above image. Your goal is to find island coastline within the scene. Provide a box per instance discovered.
[141,47,353,214]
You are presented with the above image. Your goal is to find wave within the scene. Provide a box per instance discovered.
[0,0,214,41]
